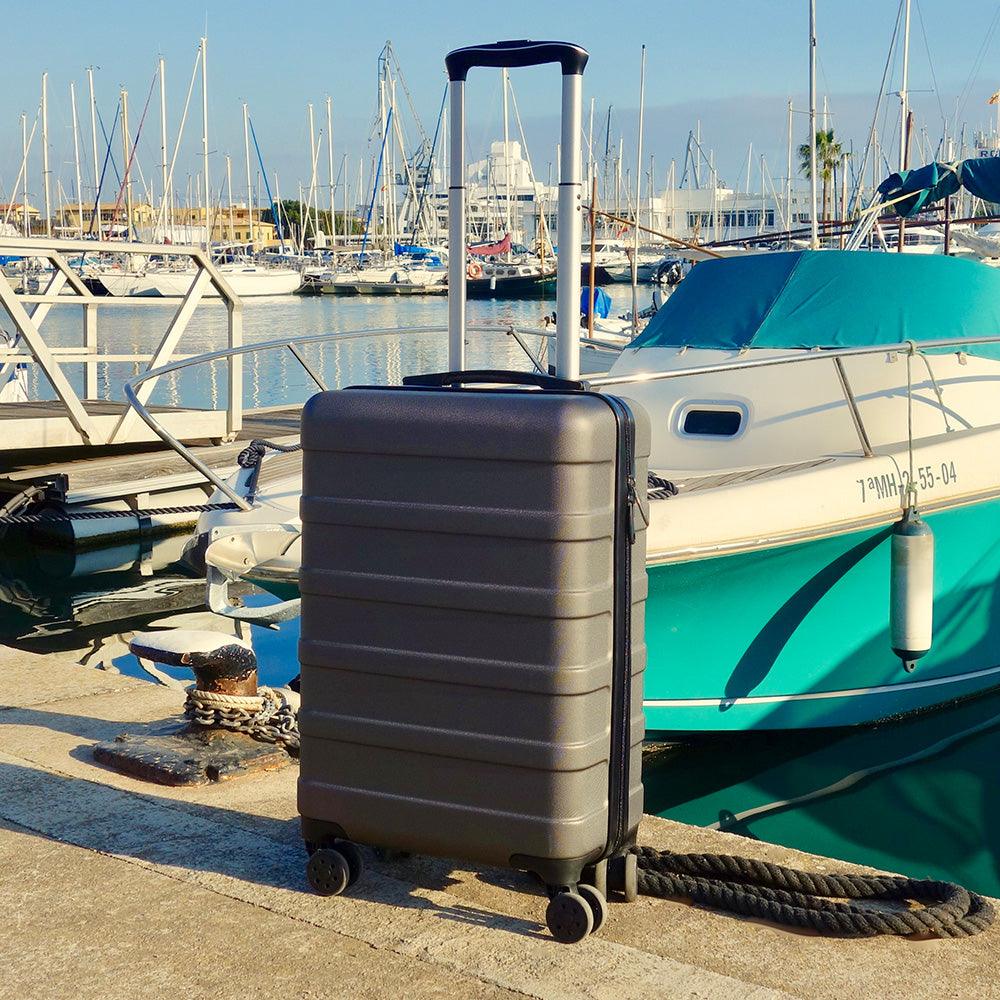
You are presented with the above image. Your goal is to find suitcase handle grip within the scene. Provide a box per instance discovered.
[402,369,586,391]
[446,41,589,81]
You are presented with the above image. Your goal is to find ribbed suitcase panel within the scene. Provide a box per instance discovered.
[298,387,648,870]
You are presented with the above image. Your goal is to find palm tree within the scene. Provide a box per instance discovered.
[798,129,843,225]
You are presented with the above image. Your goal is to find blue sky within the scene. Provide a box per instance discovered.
[2,0,1000,206]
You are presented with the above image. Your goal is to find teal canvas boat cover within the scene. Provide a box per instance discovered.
[630,250,1000,360]
[879,157,1000,217]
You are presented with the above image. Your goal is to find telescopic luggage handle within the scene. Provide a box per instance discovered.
[444,40,589,382]
[445,40,589,80]
[402,369,586,391]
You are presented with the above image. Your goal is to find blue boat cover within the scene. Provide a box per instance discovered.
[394,242,433,257]
[631,250,1000,360]
[581,285,612,318]
[879,157,1000,217]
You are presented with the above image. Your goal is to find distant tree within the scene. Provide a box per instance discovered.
[261,199,362,242]
[798,129,843,224]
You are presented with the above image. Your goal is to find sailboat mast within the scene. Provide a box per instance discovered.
[603,104,612,235]
[327,95,336,249]
[121,88,133,241]
[378,60,387,246]
[308,102,318,243]
[87,67,101,239]
[587,96,595,193]
[200,36,210,249]
[273,171,282,246]
[226,155,235,244]
[159,56,169,241]
[243,103,254,249]
[631,44,646,334]
[808,0,818,248]
[786,99,793,238]
[899,0,911,170]
[502,67,511,246]
[343,154,350,246]
[21,114,28,237]
[70,81,83,237]
[41,72,51,236]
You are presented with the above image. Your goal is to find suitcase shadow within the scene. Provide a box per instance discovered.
[364,852,548,937]
[0,752,548,939]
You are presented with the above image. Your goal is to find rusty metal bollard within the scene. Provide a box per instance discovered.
[93,629,297,786]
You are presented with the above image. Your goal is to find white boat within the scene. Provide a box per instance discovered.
[326,264,447,295]
[148,264,301,298]
[189,246,1000,736]
[127,63,1000,738]
[93,270,161,297]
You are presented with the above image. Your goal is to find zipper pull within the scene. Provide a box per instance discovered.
[626,476,638,544]
[627,474,649,545]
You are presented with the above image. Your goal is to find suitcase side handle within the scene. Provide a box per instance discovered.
[445,40,589,81]
[402,369,585,391]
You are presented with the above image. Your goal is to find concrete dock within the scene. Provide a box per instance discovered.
[3,649,998,1000]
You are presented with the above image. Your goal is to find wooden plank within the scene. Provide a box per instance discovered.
[0,406,305,499]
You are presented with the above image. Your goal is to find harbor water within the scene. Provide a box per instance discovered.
[5,291,1000,901]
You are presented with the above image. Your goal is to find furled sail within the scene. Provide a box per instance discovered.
[878,157,1000,217]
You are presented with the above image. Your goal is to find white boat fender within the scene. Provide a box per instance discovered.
[889,506,934,671]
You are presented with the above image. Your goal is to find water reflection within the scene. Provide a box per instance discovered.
[645,693,1000,897]
[0,531,255,685]
[35,294,560,411]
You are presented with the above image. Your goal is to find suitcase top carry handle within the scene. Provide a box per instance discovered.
[446,40,587,383]
[402,369,586,391]
[445,40,589,81]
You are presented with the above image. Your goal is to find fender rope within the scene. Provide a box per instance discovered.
[634,846,994,938]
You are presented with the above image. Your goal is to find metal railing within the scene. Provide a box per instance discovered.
[122,323,616,510]
[123,324,994,514]
[0,236,242,446]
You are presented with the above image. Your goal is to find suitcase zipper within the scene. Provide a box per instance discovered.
[602,394,637,859]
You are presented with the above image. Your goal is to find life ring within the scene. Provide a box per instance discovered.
[467,262,483,279]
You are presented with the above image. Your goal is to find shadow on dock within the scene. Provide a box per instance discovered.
[0,739,546,939]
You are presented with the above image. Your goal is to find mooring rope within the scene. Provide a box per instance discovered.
[0,502,240,526]
[634,846,994,938]
[647,472,678,500]
[237,438,302,469]
[184,685,300,753]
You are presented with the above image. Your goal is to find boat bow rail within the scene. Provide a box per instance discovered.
[122,323,616,509]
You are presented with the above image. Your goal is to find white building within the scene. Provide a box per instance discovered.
[410,139,816,248]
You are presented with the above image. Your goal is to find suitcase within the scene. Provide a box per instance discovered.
[297,371,650,942]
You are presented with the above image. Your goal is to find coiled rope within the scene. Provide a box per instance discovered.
[634,846,994,938]
[185,685,300,753]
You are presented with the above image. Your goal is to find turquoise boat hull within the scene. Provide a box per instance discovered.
[644,499,1000,733]
[249,497,1000,733]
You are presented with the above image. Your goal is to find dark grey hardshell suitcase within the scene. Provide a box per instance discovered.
[297,372,649,940]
